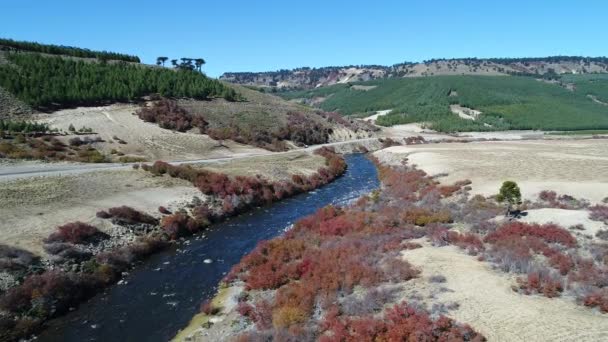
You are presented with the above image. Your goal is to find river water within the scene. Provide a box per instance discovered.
[38,154,379,342]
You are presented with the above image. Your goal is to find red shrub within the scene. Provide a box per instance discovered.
[161,212,203,239]
[447,231,485,255]
[589,205,608,223]
[95,237,167,273]
[549,252,575,275]
[158,206,171,215]
[0,271,98,316]
[517,271,564,298]
[107,206,158,225]
[239,239,306,290]
[567,258,607,288]
[484,222,576,247]
[319,302,483,342]
[583,289,608,313]
[539,190,557,203]
[95,210,111,219]
[318,215,355,236]
[44,222,106,244]
[402,241,422,250]
[137,98,207,133]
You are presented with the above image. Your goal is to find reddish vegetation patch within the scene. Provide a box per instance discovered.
[589,204,608,223]
[158,206,171,215]
[44,222,106,245]
[0,150,348,341]
[105,206,159,225]
[0,236,168,340]
[137,98,207,133]
[583,289,608,313]
[517,271,564,298]
[204,110,369,152]
[222,157,486,340]
[318,302,484,342]
[140,147,347,241]
[203,154,608,342]
[484,222,577,248]
[536,190,589,210]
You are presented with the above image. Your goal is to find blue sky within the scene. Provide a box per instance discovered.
[1,0,607,77]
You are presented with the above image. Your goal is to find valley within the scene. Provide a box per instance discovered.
[1,24,608,342]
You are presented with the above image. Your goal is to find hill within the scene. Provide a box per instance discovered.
[220,57,608,90]
[0,38,375,161]
[0,37,140,62]
[279,75,608,132]
[0,51,236,112]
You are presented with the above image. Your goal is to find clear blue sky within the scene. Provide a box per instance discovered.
[1,0,607,77]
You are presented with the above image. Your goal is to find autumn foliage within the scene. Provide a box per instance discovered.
[105,206,159,225]
[224,159,490,340]
[44,222,106,244]
[137,98,208,133]
[484,222,576,247]
[141,147,347,241]
[319,302,484,342]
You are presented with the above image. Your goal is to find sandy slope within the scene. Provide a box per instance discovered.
[450,104,481,121]
[363,109,392,123]
[402,242,608,341]
[0,170,198,254]
[36,104,266,161]
[376,140,608,203]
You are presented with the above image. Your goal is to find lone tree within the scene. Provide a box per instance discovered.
[496,180,522,217]
[194,58,206,72]
[156,56,168,66]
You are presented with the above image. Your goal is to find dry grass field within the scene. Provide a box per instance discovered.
[377,139,608,203]
[402,240,608,342]
[35,104,266,162]
[0,151,327,255]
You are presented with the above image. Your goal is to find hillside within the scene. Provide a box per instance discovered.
[0,37,140,62]
[279,75,608,132]
[0,51,236,111]
[0,38,375,162]
[220,57,608,90]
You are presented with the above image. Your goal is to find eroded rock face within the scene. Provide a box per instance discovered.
[220,58,608,90]
[0,86,33,118]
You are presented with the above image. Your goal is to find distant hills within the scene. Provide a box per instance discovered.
[220,57,608,90]
[277,74,608,132]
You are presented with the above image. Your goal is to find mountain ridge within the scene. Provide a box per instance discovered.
[220,56,608,89]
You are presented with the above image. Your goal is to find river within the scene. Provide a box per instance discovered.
[38,154,379,341]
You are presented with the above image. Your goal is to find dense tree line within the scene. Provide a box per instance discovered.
[283,75,608,132]
[159,57,206,72]
[0,38,140,62]
[0,53,238,109]
[0,119,50,133]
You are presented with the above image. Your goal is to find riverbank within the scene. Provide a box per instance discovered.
[176,147,608,341]
[0,148,350,341]
[35,154,380,342]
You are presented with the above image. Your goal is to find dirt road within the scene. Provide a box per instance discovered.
[0,138,378,181]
